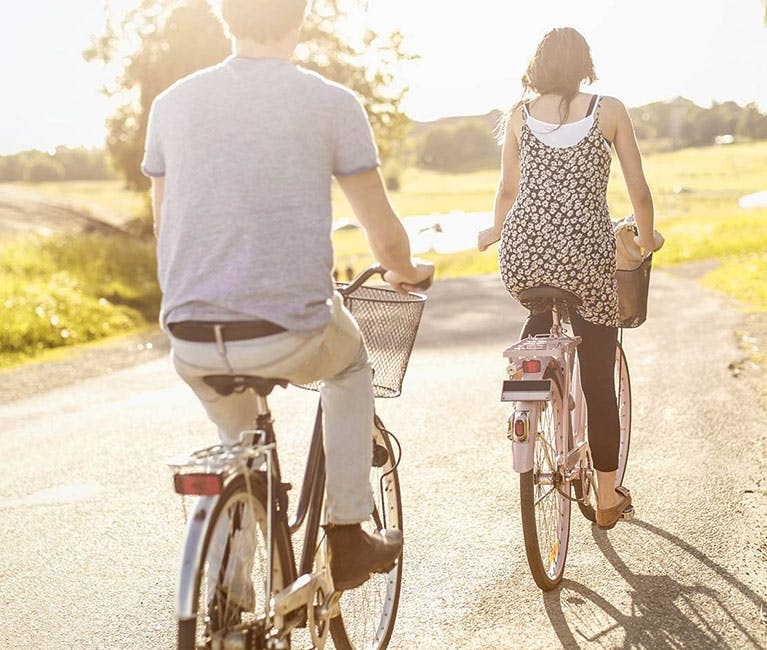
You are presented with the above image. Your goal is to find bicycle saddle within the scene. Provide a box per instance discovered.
[202,375,289,397]
[518,286,582,312]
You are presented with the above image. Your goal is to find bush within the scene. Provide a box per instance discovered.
[0,233,160,366]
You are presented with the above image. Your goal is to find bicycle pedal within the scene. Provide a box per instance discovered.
[620,505,635,520]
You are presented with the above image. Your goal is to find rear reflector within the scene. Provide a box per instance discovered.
[522,359,541,374]
[174,473,223,496]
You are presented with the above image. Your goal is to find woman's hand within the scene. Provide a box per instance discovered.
[634,230,664,254]
[478,227,501,252]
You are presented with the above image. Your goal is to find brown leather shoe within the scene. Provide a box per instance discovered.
[325,524,402,591]
[596,486,632,530]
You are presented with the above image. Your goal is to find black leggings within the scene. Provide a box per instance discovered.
[520,310,620,472]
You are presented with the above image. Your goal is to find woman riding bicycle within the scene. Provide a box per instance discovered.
[478,27,663,529]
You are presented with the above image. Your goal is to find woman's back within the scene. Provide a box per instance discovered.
[500,93,619,328]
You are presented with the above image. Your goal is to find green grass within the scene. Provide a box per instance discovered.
[11,180,147,224]
[0,233,159,369]
[333,168,499,218]
[703,253,767,311]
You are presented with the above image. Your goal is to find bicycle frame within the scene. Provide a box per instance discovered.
[502,306,581,476]
[502,312,626,492]
[175,394,331,642]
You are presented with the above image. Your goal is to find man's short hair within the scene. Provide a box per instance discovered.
[221,0,307,43]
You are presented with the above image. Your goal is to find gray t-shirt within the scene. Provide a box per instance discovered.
[141,56,380,331]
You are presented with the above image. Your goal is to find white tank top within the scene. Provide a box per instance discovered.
[524,95,610,151]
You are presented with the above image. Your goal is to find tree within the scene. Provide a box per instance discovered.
[86,0,413,190]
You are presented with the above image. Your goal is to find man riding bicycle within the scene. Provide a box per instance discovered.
[141,0,433,594]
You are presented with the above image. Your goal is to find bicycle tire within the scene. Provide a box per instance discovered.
[573,341,632,522]
[178,474,294,650]
[519,367,572,591]
[329,417,403,649]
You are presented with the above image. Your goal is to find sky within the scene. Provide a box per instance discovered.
[1,0,767,154]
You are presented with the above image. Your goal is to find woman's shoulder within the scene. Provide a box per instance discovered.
[598,95,628,115]
[498,104,526,142]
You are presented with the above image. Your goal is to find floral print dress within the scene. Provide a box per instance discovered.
[499,97,619,327]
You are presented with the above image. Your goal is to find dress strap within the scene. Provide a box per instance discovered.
[591,95,604,122]
[586,94,598,116]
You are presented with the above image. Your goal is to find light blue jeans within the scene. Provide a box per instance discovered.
[169,292,375,524]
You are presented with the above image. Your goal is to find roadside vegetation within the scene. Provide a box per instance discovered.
[2,140,766,368]
[0,234,159,368]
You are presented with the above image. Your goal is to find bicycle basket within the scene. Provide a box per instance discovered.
[616,254,652,328]
[301,284,426,398]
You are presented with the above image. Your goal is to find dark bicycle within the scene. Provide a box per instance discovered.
[168,265,427,650]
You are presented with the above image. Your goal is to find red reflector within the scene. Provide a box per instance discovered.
[174,473,223,496]
[522,359,541,374]
[514,420,526,437]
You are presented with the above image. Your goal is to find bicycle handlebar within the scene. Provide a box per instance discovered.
[617,215,661,260]
[339,264,433,297]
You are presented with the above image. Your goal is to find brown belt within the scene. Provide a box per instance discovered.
[168,320,286,342]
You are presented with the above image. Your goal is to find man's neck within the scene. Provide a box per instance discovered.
[233,37,294,61]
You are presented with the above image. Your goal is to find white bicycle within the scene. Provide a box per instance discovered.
[502,286,635,591]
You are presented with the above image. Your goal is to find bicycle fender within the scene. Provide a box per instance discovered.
[511,402,537,473]
[177,495,218,621]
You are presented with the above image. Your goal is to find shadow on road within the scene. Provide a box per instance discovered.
[542,518,766,649]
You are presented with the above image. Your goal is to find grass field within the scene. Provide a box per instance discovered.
[13,179,148,225]
[334,141,767,310]
[2,140,766,367]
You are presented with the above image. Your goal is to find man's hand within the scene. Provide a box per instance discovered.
[384,260,435,295]
[478,227,501,252]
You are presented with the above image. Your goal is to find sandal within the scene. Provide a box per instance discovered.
[596,486,632,530]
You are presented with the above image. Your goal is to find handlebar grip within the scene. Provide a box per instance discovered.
[410,275,433,292]
[340,264,386,296]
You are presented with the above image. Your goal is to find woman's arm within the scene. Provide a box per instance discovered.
[478,110,521,251]
[607,97,663,252]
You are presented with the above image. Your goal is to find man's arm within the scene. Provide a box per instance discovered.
[150,177,165,238]
[336,168,433,291]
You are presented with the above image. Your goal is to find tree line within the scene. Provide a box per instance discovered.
[4,97,766,185]
[0,147,114,183]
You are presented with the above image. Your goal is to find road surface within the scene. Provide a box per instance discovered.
[1,271,765,649]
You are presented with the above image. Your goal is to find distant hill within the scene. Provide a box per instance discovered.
[410,110,504,136]
[410,111,504,172]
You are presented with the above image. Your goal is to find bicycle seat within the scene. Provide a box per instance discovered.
[202,375,289,397]
[518,286,582,312]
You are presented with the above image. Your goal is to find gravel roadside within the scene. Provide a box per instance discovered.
[0,328,169,405]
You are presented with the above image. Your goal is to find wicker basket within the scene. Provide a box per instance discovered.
[616,254,652,328]
[301,284,426,398]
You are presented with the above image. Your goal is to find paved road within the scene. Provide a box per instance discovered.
[1,272,766,649]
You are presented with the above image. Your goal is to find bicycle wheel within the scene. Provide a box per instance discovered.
[178,474,294,650]
[574,340,632,521]
[330,417,403,649]
[519,367,571,591]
